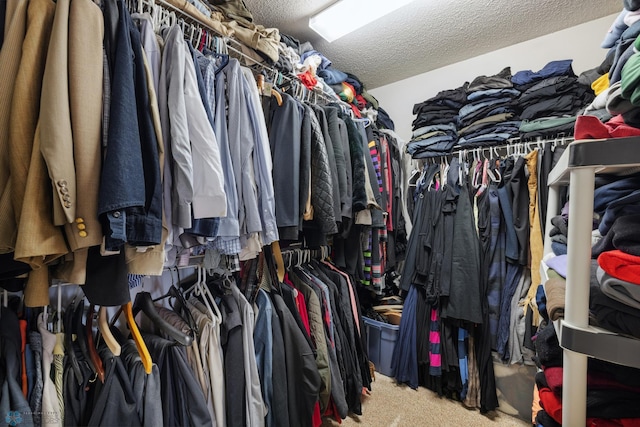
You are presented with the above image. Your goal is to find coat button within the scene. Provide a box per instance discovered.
[112,211,121,218]
[75,218,84,223]
[63,194,71,202]
[77,223,86,230]
[64,201,71,208]
[57,179,67,187]
[78,231,87,238]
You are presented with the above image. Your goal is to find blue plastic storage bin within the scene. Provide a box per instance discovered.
[363,316,400,377]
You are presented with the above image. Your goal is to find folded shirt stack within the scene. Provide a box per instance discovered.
[589,209,640,339]
[548,209,569,256]
[519,115,577,141]
[456,67,522,148]
[407,86,467,159]
[512,60,594,139]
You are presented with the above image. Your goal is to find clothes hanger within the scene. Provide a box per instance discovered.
[165,267,201,333]
[204,280,223,322]
[154,284,199,337]
[487,158,502,183]
[183,265,218,319]
[195,27,203,49]
[458,150,465,187]
[472,157,482,188]
[196,29,203,50]
[219,36,229,55]
[122,301,153,374]
[197,267,223,320]
[132,291,194,347]
[262,245,283,295]
[256,74,283,106]
[85,304,105,383]
[97,306,121,356]
[70,297,101,383]
[64,299,86,386]
[440,157,450,186]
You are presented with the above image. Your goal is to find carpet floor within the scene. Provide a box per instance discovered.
[321,374,531,427]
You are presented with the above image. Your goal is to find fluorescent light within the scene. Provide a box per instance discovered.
[309,0,416,42]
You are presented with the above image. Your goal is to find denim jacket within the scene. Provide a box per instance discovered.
[99,0,162,250]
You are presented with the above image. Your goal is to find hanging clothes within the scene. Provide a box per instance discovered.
[0,307,35,427]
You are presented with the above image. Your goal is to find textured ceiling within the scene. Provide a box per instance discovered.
[241,0,621,90]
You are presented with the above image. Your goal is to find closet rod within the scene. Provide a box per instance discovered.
[448,135,574,158]
[150,0,341,106]
[280,245,331,266]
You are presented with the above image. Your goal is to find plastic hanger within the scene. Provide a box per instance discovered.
[154,269,199,336]
[63,301,85,385]
[72,299,100,381]
[122,302,153,374]
[487,159,502,183]
[196,266,221,321]
[132,291,194,347]
[195,28,203,49]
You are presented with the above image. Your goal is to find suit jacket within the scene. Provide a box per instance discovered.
[65,0,103,250]
[12,0,68,307]
[40,0,77,231]
[39,0,76,227]
[9,0,54,228]
[57,0,105,285]
[0,0,28,252]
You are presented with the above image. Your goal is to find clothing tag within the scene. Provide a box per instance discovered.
[100,237,120,256]
[263,82,273,97]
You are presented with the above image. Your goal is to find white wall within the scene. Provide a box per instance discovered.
[370,14,618,142]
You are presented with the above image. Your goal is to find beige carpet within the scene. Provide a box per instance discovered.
[322,374,530,427]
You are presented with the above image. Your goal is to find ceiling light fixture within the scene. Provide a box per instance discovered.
[309,0,416,43]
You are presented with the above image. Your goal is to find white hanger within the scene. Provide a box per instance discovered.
[185,266,217,321]
[199,267,220,321]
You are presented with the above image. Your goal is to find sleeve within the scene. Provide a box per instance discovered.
[165,29,194,229]
[39,0,76,225]
[182,44,226,219]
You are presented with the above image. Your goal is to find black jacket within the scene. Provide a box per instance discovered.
[307,105,337,235]
[271,292,322,427]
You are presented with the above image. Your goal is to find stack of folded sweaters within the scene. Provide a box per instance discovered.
[457,67,522,147]
[514,60,594,140]
[406,86,467,159]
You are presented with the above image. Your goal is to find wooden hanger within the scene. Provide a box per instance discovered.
[256,74,283,106]
[85,305,105,383]
[98,306,121,356]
